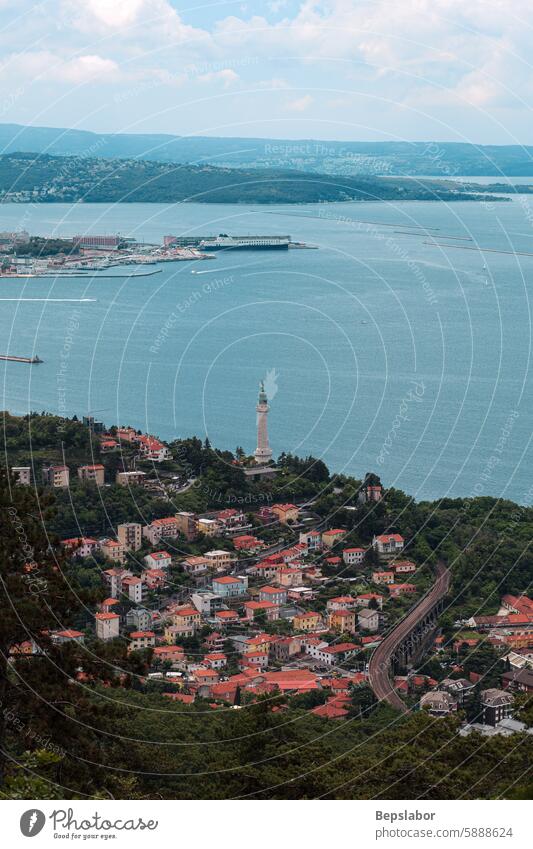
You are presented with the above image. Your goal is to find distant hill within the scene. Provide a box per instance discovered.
[0,151,503,204]
[1,123,533,176]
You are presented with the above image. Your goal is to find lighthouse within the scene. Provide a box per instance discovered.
[254,380,273,465]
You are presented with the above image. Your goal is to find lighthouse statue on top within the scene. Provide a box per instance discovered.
[254,380,273,465]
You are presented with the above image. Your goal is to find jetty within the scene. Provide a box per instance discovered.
[0,355,43,364]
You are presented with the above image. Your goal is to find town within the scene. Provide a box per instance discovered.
[7,383,532,736]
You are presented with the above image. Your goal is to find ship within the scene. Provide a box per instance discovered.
[0,354,43,364]
[197,234,291,251]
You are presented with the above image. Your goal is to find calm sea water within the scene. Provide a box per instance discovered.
[1,198,532,503]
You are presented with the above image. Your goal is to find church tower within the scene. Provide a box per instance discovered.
[254,380,273,465]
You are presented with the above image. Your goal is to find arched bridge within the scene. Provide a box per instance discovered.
[368,562,451,713]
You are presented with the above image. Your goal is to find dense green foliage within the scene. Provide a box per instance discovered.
[0,152,504,204]
[2,413,533,799]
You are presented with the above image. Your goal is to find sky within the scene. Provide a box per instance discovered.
[0,0,532,143]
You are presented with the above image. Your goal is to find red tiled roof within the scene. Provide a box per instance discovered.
[213,575,243,584]
[375,533,404,543]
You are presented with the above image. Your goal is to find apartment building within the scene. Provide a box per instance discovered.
[77,464,105,485]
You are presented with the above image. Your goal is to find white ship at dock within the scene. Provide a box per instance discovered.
[198,234,291,251]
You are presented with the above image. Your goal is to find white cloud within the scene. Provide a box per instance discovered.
[0,51,119,84]
[257,77,290,89]
[197,69,240,87]
[284,94,313,111]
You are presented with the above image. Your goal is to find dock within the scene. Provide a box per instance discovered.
[0,355,43,364]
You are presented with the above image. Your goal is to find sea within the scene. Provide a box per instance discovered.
[1,193,533,504]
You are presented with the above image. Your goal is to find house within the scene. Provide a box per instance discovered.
[271,503,299,524]
[392,560,417,575]
[165,625,192,643]
[342,547,365,566]
[242,633,273,653]
[373,533,405,556]
[372,570,395,585]
[420,691,457,716]
[502,668,533,692]
[197,518,221,537]
[61,537,100,559]
[249,561,279,581]
[117,523,142,552]
[232,534,264,552]
[116,427,140,445]
[214,508,248,531]
[191,592,224,616]
[153,645,185,664]
[293,611,322,631]
[278,544,307,564]
[214,609,239,626]
[11,466,31,485]
[212,575,248,598]
[115,470,146,487]
[181,556,210,576]
[312,699,350,720]
[362,483,383,502]
[299,529,322,551]
[175,511,199,541]
[126,607,153,632]
[481,689,514,725]
[78,464,105,485]
[192,668,219,686]
[203,550,236,571]
[95,612,120,641]
[355,593,383,610]
[327,596,356,612]
[311,642,358,666]
[43,465,70,488]
[100,539,127,566]
[52,629,85,645]
[102,567,132,598]
[244,600,280,621]
[144,551,172,570]
[276,566,303,588]
[259,586,287,606]
[388,583,417,598]
[128,631,156,652]
[121,575,146,603]
[240,649,269,671]
[321,528,346,548]
[438,678,475,705]
[171,606,202,632]
[500,594,533,617]
[269,636,302,663]
[325,556,342,568]
[137,435,172,462]
[357,608,379,632]
[204,652,227,670]
[100,439,118,453]
[204,632,225,652]
[143,568,168,589]
[100,597,120,614]
[143,516,179,545]
[328,609,356,634]
[263,669,319,693]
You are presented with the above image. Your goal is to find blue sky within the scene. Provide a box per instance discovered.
[0,0,532,143]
